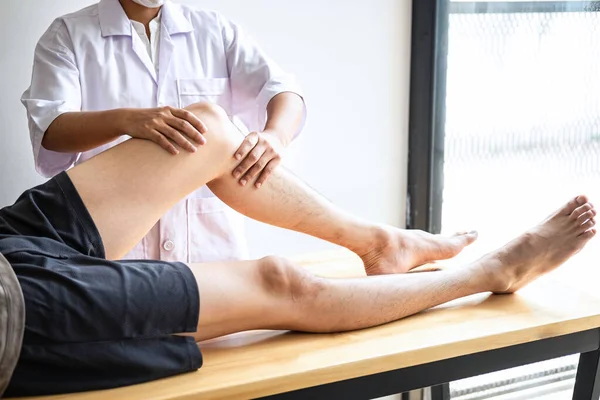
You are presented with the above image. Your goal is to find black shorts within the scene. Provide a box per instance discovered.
[0,173,202,397]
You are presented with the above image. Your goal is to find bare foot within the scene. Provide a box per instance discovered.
[474,196,596,294]
[359,227,478,275]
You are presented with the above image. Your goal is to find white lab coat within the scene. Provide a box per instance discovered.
[21,0,305,263]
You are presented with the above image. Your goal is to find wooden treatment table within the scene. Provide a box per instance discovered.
[17,250,600,400]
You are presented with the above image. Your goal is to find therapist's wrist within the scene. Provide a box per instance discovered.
[111,108,135,135]
[262,126,292,148]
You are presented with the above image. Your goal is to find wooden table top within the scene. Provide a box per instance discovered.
[21,250,600,400]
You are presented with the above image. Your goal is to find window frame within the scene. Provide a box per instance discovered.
[407,2,600,399]
[407,0,449,235]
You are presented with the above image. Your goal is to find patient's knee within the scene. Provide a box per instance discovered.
[184,102,241,148]
[257,256,323,304]
[185,101,228,124]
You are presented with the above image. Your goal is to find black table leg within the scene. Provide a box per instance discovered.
[573,349,600,399]
[431,383,451,400]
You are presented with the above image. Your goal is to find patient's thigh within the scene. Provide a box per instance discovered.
[67,103,244,260]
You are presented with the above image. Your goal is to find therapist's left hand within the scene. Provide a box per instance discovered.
[232,130,285,188]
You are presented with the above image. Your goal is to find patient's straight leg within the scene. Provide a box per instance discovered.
[184,196,594,341]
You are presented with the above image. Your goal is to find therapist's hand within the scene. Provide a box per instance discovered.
[122,107,207,155]
[232,130,284,188]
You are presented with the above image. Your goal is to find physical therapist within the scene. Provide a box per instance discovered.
[22,0,306,262]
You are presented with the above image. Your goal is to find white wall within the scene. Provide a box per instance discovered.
[0,0,412,258]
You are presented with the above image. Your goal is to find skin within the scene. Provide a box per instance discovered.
[232,92,305,188]
[69,101,479,273]
[67,101,596,343]
[44,0,304,186]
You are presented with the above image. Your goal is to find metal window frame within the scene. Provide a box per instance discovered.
[406,0,449,235]
[407,1,600,399]
[406,0,600,232]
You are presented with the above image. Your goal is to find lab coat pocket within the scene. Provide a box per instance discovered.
[187,196,248,263]
[177,78,232,109]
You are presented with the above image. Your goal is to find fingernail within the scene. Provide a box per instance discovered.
[235,154,242,160]
[190,147,197,153]
[256,183,262,189]
[240,179,247,186]
[234,172,241,179]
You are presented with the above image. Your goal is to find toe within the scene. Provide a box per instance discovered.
[578,195,590,205]
[571,203,593,220]
[456,230,478,245]
[579,228,597,239]
[580,218,596,233]
[577,209,597,223]
[563,195,588,215]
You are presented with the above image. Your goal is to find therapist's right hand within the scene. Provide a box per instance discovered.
[122,107,208,155]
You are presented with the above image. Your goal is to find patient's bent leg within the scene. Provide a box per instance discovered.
[69,101,475,270]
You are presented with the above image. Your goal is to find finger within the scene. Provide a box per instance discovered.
[166,116,205,146]
[254,158,281,188]
[241,153,271,184]
[234,132,260,161]
[234,146,265,182]
[170,108,208,139]
[159,124,197,153]
[151,130,179,155]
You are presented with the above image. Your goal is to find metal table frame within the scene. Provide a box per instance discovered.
[261,329,600,399]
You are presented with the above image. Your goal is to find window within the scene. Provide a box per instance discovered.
[408,0,600,398]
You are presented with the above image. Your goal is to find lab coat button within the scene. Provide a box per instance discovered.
[163,240,175,251]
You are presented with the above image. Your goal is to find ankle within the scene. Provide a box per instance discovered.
[351,224,393,257]
[469,257,511,294]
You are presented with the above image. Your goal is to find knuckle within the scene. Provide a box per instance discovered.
[257,158,268,169]
[176,119,188,129]
[163,128,177,139]
[184,122,198,136]
[174,134,188,144]
[151,132,162,140]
